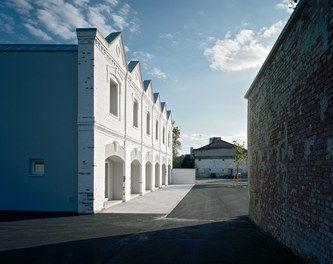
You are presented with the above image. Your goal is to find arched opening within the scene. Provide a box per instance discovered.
[155,163,160,188]
[131,160,141,196]
[168,165,171,185]
[162,164,167,185]
[105,155,124,201]
[145,162,152,191]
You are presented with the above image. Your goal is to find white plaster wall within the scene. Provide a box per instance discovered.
[195,158,248,177]
[77,28,173,213]
[172,169,196,184]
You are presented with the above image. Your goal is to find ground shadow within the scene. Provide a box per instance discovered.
[0,215,305,264]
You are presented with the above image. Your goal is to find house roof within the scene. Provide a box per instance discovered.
[0,44,78,52]
[195,139,234,151]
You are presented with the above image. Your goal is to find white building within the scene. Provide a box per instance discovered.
[193,137,247,178]
[0,28,173,214]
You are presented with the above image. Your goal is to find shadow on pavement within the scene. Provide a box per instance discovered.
[0,211,78,222]
[0,215,305,264]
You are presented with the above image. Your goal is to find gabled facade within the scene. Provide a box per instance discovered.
[0,28,173,214]
[193,137,247,178]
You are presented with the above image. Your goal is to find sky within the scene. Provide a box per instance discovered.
[0,0,295,154]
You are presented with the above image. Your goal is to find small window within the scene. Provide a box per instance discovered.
[155,120,159,140]
[30,159,45,176]
[133,100,138,128]
[110,79,118,116]
[146,112,151,135]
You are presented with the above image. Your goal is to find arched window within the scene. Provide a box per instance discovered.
[109,79,118,116]
[146,111,151,135]
[155,120,159,140]
[133,99,138,128]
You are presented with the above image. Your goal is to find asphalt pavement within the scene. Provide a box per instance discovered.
[0,179,305,264]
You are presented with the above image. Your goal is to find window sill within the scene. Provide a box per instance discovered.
[28,174,45,177]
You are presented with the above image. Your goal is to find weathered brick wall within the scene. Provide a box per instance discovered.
[245,0,333,263]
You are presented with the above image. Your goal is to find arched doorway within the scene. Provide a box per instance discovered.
[131,160,141,195]
[155,163,160,188]
[105,156,124,201]
[146,162,152,191]
[162,164,167,185]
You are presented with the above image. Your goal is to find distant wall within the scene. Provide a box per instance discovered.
[171,169,196,184]
[245,0,333,263]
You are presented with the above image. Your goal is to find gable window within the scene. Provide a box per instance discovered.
[168,131,170,147]
[30,159,45,176]
[163,127,165,144]
[155,120,159,140]
[110,79,118,116]
[133,99,139,128]
[146,111,151,135]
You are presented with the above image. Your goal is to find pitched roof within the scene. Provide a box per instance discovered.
[195,139,234,151]
[0,44,78,52]
[105,32,121,43]
[153,93,159,103]
[128,60,139,72]
[143,80,151,91]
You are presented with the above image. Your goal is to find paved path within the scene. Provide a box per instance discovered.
[0,179,305,264]
[102,184,194,214]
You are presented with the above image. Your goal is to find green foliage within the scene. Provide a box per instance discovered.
[172,122,182,168]
[233,141,247,173]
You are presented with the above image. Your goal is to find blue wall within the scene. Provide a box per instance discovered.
[0,51,78,212]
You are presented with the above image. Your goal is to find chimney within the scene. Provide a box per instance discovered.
[209,137,221,144]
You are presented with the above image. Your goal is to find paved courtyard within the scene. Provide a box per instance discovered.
[0,179,305,263]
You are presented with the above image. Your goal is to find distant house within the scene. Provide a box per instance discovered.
[193,137,247,178]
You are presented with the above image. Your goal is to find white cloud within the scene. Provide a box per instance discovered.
[7,0,139,41]
[150,67,167,79]
[276,0,294,13]
[7,0,33,15]
[88,6,115,36]
[119,3,130,16]
[0,13,14,33]
[259,20,285,39]
[203,20,286,72]
[73,0,89,6]
[132,51,154,63]
[111,14,129,30]
[105,0,118,7]
[24,23,52,41]
[37,8,76,40]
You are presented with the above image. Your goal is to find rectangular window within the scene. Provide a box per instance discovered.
[133,100,138,128]
[30,159,45,176]
[146,112,151,135]
[163,127,165,144]
[110,80,118,116]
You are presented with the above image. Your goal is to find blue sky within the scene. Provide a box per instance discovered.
[0,0,295,154]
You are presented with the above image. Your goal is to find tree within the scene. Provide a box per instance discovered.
[233,141,247,175]
[172,122,182,168]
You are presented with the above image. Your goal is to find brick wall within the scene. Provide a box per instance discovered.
[245,0,333,263]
